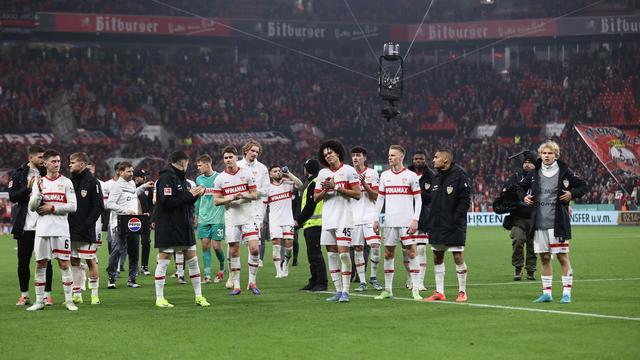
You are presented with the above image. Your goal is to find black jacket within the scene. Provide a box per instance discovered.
[416,167,435,233]
[493,171,533,219]
[518,159,588,240]
[68,168,104,244]
[425,164,471,246]
[137,184,154,215]
[8,162,46,239]
[154,165,198,248]
[296,175,318,228]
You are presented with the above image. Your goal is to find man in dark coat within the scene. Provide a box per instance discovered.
[519,141,587,304]
[153,151,209,308]
[68,152,104,304]
[494,150,537,281]
[423,149,471,303]
[8,145,53,306]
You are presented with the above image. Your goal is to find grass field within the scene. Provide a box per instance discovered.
[1,226,639,359]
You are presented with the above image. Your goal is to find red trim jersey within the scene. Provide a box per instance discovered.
[314,164,360,230]
[378,168,421,227]
[352,167,380,225]
[29,174,77,237]
[213,167,257,226]
[265,181,295,226]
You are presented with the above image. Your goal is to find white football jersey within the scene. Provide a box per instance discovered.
[378,168,421,227]
[29,174,77,237]
[238,158,269,221]
[213,167,256,226]
[314,164,360,230]
[352,167,379,225]
[265,181,295,226]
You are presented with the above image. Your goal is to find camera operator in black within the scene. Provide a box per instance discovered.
[495,151,538,281]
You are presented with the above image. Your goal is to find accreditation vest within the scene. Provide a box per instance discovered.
[301,179,322,229]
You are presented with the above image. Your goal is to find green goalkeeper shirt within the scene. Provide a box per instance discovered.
[195,172,224,225]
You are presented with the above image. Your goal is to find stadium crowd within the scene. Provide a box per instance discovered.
[1,45,639,209]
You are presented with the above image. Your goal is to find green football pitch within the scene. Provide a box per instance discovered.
[1,226,639,359]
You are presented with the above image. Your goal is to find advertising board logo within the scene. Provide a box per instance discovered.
[128,217,142,232]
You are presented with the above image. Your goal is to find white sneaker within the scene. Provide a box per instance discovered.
[258,259,264,268]
[26,302,45,311]
[65,301,79,311]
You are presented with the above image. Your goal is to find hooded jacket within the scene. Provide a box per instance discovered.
[154,165,198,248]
[425,164,471,246]
[68,168,104,243]
[517,158,588,240]
[8,162,46,239]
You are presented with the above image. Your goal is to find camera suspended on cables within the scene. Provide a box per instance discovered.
[378,42,403,122]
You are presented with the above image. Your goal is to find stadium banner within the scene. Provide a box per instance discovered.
[618,211,640,225]
[467,211,619,226]
[38,13,231,37]
[0,130,114,145]
[46,92,77,145]
[390,18,557,42]
[232,20,388,42]
[558,15,640,36]
[193,131,291,146]
[0,13,36,33]
[575,125,640,184]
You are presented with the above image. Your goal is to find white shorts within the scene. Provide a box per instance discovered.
[414,231,429,245]
[270,225,295,240]
[383,227,416,247]
[533,229,570,254]
[430,244,465,252]
[226,223,260,244]
[160,245,197,254]
[71,242,98,260]
[352,224,381,246]
[35,236,71,261]
[320,227,353,247]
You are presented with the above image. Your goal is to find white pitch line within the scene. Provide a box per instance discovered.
[317,289,640,322]
[450,277,640,287]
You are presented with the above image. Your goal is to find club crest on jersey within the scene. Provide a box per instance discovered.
[81,190,87,198]
[8,180,12,188]
[446,185,453,194]
[563,179,569,188]
[424,183,431,190]
[164,187,172,196]
[127,217,142,232]
[58,183,65,190]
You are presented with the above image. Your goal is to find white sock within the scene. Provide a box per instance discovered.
[155,259,170,299]
[417,244,427,287]
[402,248,410,273]
[434,263,445,294]
[272,244,282,276]
[383,258,395,292]
[71,265,83,294]
[186,257,202,297]
[339,252,352,294]
[455,263,467,293]
[230,257,241,289]
[327,252,342,293]
[34,267,46,303]
[541,275,553,295]
[80,263,88,291]
[21,291,28,297]
[562,270,573,296]
[89,277,99,297]
[409,256,420,291]
[61,267,73,303]
[248,254,259,286]
[283,246,293,271]
[370,246,380,280]
[354,250,366,284]
[176,252,184,277]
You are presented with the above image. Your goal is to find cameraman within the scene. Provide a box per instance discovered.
[495,150,537,281]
